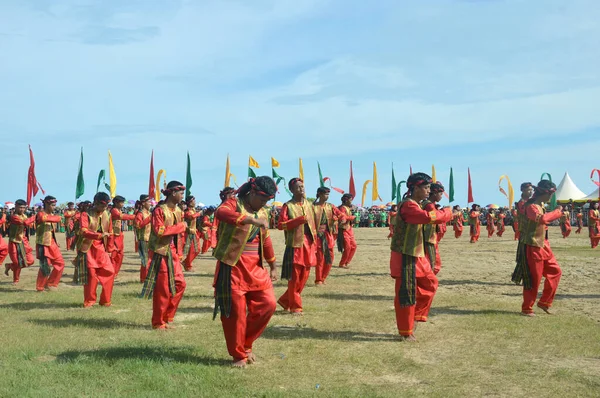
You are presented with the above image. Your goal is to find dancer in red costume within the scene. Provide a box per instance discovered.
[110,195,135,276]
[515,180,563,316]
[182,196,202,272]
[421,182,446,275]
[337,193,357,268]
[589,202,600,249]
[313,187,343,285]
[73,192,116,307]
[212,176,278,368]
[140,181,187,329]
[469,204,481,243]
[511,182,534,285]
[35,196,65,291]
[559,205,572,239]
[213,187,236,249]
[277,178,317,315]
[452,206,464,238]
[387,205,398,239]
[575,209,583,234]
[5,199,36,284]
[134,195,152,282]
[390,172,454,341]
[496,209,506,237]
[63,202,77,251]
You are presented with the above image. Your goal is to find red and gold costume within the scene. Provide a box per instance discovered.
[559,211,572,239]
[453,211,464,238]
[35,211,65,291]
[511,199,529,284]
[511,208,519,240]
[64,209,77,250]
[486,212,496,238]
[519,204,562,314]
[0,213,8,267]
[575,213,583,234]
[74,209,116,307]
[313,202,342,284]
[496,213,506,237]
[277,199,317,313]
[199,215,213,254]
[422,200,443,275]
[110,207,135,276]
[390,199,452,337]
[6,213,36,283]
[437,220,447,242]
[588,208,600,249]
[140,204,186,329]
[387,210,398,239]
[134,208,152,282]
[469,210,481,243]
[212,198,276,363]
[182,207,202,271]
[337,204,357,267]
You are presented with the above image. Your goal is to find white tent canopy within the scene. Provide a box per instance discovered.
[582,187,600,201]
[555,172,587,201]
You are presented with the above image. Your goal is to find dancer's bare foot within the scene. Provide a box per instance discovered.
[232,359,247,368]
[398,334,417,342]
[246,352,257,364]
[520,312,535,317]
[291,311,303,317]
[537,304,553,314]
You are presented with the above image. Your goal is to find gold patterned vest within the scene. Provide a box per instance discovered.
[35,213,57,246]
[148,204,183,256]
[313,203,337,234]
[521,204,547,248]
[76,209,111,253]
[8,214,30,243]
[421,200,437,244]
[390,199,425,258]
[136,209,152,242]
[185,209,198,234]
[213,198,270,266]
[112,209,123,236]
[283,200,316,248]
[338,205,353,231]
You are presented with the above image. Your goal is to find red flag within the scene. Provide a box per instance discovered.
[148,150,155,198]
[26,145,44,206]
[467,168,474,203]
[349,161,356,198]
[323,177,345,194]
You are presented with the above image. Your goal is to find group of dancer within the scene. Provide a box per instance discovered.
[1,172,598,365]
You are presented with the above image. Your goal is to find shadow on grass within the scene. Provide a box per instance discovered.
[262,325,396,342]
[439,279,514,287]
[56,345,228,366]
[555,293,600,300]
[29,317,146,329]
[0,285,29,293]
[328,272,388,278]
[0,301,80,311]
[176,306,214,314]
[430,306,516,316]
[311,292,390,301]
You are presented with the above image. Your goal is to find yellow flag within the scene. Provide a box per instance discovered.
[108,151,117,198]
[271,157,280,168]
[432,164,437,182]
[362,180,372,207]
[499,175,515,209]
[224,154,231,187]
[249,156,260,168]
[299,158,304,181]
[372,162,380,201]
[156,169,166,201]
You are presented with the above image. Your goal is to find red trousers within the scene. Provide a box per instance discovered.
[315,234,334,284]
[278,264,311,313]
[487,225,495,238]
[497,226,505,237]
[221,287,276,361]
[514,230,520,241]
[36,243,65,291]
[589,227,600,248]
[84,266,115,306]
[201,237,211,254]
[432,242,442,275]
[152,257,186,328]
[561,224,571,238]
[182,235,200,271]
[0,237,7,265]
[110,234,125,276]
[7,240,35,283]
[66,235,76,251]
[339,229,357,266]
[470,226,480,243]
[521,244,561,314]
[391,252,438,336]
[454,228,462,239]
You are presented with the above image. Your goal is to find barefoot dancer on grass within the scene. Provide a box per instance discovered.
[390,172,454,341]
[212,176,278,368]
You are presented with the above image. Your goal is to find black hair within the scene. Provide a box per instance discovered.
[288,178,302,191]
[238,176,277,198]
[430,182,445,194]
[94,192,111,204]
[405,172,432,198]
[341,193,353,201]
[220,187,235,202]
[42,195,57,203]
[520,182,533,191]
[67,201,74,206]
[527,180,557,204]
[317,187,330,196]
[139,194,150,202]
[15,199,27,206]
[113,195,125,203]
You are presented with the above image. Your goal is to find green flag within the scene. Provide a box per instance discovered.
[449,167,455,203]
[96,169,106,193]
[185,152,193,198]
[75,147,85,199]
[391,165,397,202]
[397,180,406,204]
[318,162,325,188]
[273,168,292,197]
[248,167,257,178]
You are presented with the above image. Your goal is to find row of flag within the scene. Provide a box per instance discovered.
[22,146,600,208]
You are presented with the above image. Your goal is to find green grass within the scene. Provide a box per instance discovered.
[0,227,599,397]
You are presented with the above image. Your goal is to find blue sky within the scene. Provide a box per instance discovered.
[1,0,599,207]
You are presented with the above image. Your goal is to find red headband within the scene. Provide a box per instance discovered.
[161,185,186,196]
[249,178,275,199]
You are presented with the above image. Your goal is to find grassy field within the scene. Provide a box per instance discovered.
[1,227,599,397]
